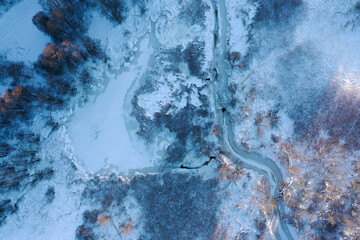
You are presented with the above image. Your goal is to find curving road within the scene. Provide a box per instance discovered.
[209,0,295,239]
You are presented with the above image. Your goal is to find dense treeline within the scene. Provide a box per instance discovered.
[0,0,123,227]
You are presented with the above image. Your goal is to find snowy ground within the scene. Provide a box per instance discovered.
[69,0,219,171]
[226,0,360,163]
[0,125,85,240]
[226,0,360,238]
[1,0,359,239]
[0,0,50,63]
[0,0,292,239]
[66,0,272,238]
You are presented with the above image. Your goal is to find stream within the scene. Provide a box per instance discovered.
[209,0,295,239]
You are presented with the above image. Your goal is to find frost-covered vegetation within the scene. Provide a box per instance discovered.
[132,62,215,165]
[77,172,218,240]
[226,0,360,238]
[0,0,109,228]
[76,166,273,239]
[130,0,217,166]
[1,0,359,238]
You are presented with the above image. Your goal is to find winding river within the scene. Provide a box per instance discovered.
[209,0,295,239]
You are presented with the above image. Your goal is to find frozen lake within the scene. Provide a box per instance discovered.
[67,37,157,175]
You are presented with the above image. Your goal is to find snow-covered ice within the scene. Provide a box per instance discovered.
[67,37,158,175]
[0,0,50,63]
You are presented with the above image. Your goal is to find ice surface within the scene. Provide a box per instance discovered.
[0,0,50,63]
[67,37,158,175]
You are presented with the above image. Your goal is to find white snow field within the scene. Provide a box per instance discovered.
[0,0,50,63]
[67,37,159,175]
